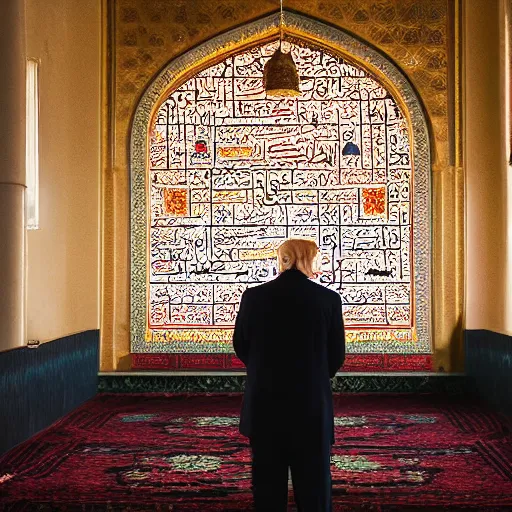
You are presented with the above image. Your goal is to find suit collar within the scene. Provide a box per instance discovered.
[277,268,309,280]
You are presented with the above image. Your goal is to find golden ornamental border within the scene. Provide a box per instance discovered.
[129,12,432,355]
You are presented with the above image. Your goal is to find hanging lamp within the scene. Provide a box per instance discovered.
[263,0,301,97]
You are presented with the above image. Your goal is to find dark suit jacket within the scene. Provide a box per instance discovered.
[233,268,345,444]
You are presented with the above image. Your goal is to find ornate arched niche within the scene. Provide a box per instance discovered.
[130,12,431,371]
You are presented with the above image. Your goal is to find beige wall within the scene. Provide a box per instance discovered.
[25,0,101,342]
[507,0,512,335]
[464,0,511,335]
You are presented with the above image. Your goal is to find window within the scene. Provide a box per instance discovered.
[26,58,39,230]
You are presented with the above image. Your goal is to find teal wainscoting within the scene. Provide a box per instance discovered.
[0,330,99,455]
[465,329,512,416]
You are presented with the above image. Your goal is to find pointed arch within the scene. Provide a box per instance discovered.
[130,12,431,357]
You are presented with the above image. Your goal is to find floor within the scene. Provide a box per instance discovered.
[0,393,511,511]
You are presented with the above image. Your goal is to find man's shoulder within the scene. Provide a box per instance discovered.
[242,280,271,299]
[244,279,275,294]
[306,279,341,303]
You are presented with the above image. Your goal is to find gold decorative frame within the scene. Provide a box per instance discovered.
[101,2,464,372]
[130,13,431,356]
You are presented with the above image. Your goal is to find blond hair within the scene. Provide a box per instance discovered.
[277,239,318,277]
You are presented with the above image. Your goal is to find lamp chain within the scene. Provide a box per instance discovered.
[280,0,284,49]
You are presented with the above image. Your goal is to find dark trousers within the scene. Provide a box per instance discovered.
[250,433,332,512]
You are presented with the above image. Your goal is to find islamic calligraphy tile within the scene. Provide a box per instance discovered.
[163,188,188,216]
[130,14,431,357]
[218,146,253,158]
[363,187,386,216]
[362,187,386,216]
[146,42,415,342]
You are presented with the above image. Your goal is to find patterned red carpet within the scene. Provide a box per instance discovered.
[0,393,511,511]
